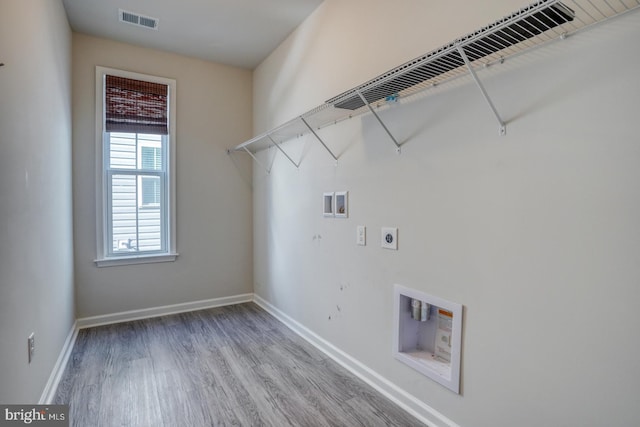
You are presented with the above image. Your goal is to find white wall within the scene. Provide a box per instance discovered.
[0,0,75,403]
[252,1,640,426]
[72,34,253,317]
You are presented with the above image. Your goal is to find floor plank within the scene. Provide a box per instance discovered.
[54,303,423,427]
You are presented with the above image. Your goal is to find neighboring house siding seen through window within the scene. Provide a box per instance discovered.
[95,67,177,267]
[140,145,161,207]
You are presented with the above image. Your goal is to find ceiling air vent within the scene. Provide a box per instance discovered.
[119,9,158,30]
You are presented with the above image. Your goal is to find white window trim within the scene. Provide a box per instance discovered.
[94,66,178,267]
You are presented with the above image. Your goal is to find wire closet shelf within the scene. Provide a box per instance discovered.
[230,0,640,165]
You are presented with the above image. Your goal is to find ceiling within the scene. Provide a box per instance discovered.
[62,0,324,69]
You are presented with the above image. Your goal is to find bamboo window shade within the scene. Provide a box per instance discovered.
[105,75,168,135]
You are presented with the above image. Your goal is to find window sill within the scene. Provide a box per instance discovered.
[94,253,179,268]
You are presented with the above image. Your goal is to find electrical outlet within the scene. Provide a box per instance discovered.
[381,227,398,250]
[356,225,366,246]
[28,333,35,364]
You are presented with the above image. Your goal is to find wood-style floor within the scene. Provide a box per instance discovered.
[54,303,423,426]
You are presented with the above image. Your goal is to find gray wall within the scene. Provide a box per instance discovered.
[0,0,75,403]
[252,1,640,426]
[72,34,253,318]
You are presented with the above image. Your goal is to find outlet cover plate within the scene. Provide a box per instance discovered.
[357,225,366,246]
[28,333,34,363]
[381,227,398,250]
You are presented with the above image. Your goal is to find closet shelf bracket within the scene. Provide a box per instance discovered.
[456,45,506,136]
[243,146,272,174]
[300,116,338,165]
[268,135,300,169]
[356,90,402,153]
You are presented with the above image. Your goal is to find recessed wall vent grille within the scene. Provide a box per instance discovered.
[119,9,159,30]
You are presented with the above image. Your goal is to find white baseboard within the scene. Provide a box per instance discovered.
[76,293,254,329]
[253,294,460,427]
[39,322,79,404]
[44,293,254,402]
[47,293,457,426]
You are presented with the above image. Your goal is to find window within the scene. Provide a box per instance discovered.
[95,67,177,266]
[139,142,162,207]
